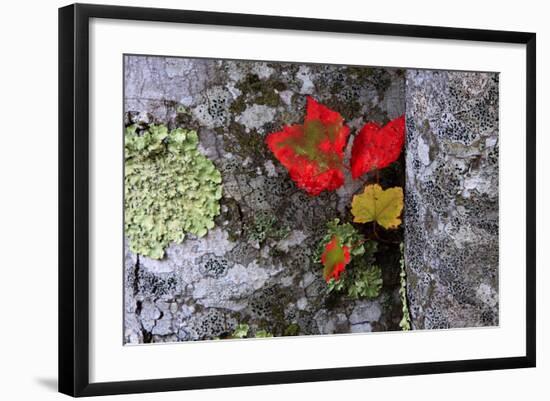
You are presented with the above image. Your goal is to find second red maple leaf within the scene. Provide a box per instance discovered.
[350,115,405,179]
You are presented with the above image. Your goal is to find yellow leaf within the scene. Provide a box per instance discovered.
[351,184,403,229]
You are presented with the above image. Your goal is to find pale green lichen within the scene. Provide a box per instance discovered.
[399,243,411,330]
[327,261,382,300]
[232,323,250,339]
[125,124,222,259]
[231,324,273,339]
[283,323,300,336]
[346,265,383,299]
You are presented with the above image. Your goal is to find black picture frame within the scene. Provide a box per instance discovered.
[58,3,536,397]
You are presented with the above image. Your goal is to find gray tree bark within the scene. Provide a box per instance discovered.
[404,70,499,329]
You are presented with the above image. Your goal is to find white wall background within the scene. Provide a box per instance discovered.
[0,0,545,399]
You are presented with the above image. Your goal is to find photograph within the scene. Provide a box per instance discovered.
[123,55,499,344]
[0,0,541,399]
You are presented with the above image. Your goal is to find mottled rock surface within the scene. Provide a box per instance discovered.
[123,55,406,343]
[404,70,499,329]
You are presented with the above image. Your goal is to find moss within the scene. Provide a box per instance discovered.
[247,211,290,244]
[335,99,362,122]
[229,96,247,115]
[125,124,222,259]
[283,323,300,336]
[175,104,196,128]
[237,73,286,95]
[346,66,376,79]
[223,121,268,157]
[217,197,244,242]
[162,99,179,109]
[355,67,392,92]
[380,292,393,311]
[268,247,286,259]
[394,68,406,77]
[249,285,295,336]
[230,73,287,115]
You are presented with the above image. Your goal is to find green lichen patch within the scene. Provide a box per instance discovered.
[231,323,250,338]
[125,124,222,259]
[327,257,382,300]
[346,265,383,299]
[398,243,411,330]
[229,323,274,339]
[221,121,270,159]
[246,211,290,245]
[254,329,273,338]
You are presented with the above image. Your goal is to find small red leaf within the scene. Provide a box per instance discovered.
[321,235,351,282]
[266,97,350,195]
[351,115,405,179]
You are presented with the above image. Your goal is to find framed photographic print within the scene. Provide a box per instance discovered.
[58,3,536,397]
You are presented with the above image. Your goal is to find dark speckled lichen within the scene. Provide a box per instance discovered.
[309,66,401,121]
[405,70,499,329]
[248,285,297,335]
[199,254,233,278]
[133,259,178,297]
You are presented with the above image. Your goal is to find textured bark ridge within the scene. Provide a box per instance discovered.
[404,70,499,329]
[124,55,406,343]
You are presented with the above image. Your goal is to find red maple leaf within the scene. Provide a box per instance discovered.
[350,115,405,179]
[321,235,351,282]
[265,96,350,195]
